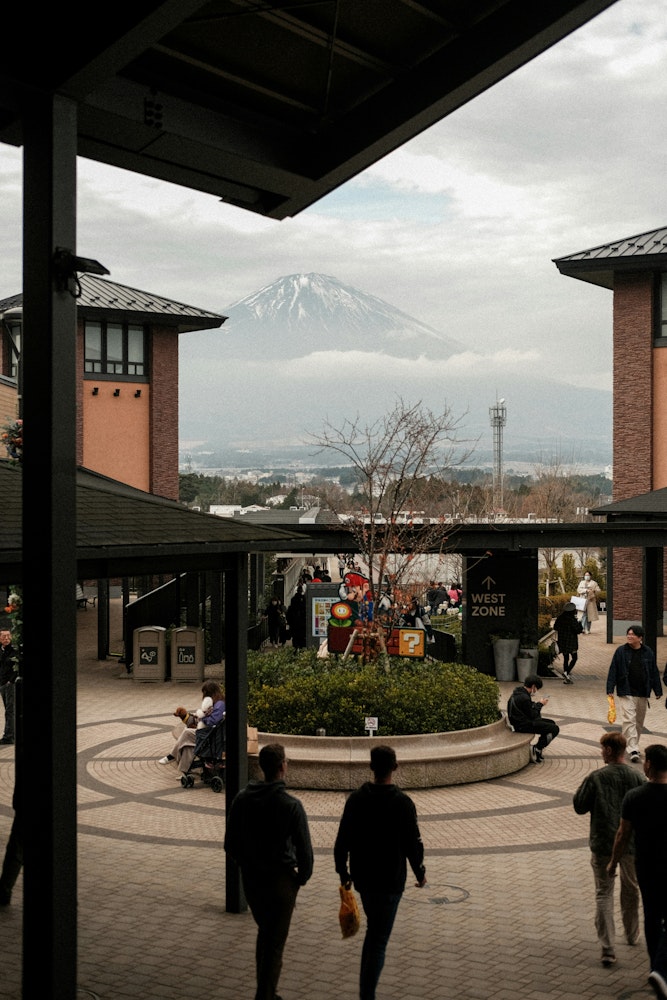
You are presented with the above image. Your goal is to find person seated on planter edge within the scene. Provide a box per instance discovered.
[507,674,560,764]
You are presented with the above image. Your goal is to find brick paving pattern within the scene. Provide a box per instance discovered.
[1,605,666,999]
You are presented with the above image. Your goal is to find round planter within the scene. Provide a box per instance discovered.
[492,637,519,681]
[516,648,538,682]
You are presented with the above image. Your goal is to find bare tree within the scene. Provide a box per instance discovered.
[309,398,475,601]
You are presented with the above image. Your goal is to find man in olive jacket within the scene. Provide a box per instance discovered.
[573,731,645,966]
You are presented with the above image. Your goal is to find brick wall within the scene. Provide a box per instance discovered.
[150,326,179,500]
[611,272,654,624]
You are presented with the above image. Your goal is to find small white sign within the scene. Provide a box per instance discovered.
[364,716,378,732]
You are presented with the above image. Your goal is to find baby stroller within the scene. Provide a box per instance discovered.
[181,717,226,793]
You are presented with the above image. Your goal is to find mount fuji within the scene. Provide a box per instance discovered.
[208,272,463,360]
[178,273,611,468]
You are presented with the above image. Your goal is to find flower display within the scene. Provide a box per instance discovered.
[1,418,22,462]
[3,586,22,663]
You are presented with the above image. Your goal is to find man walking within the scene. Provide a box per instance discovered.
[606,626,662,763]
[224,743,313,1000]
[0,628,17,745]
[507,673,559,763]
[334,744,426,1000]
[573,731,645,966]
[607,743,667,998]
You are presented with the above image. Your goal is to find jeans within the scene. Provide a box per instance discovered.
[590,852,639,955]
[242,868,299,1000]
[0,682,15,740]
[359,890,402,1000]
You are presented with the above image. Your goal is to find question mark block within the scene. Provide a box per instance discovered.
[399,629,425,657]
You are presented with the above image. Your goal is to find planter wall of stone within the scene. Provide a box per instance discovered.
[250,719,532,789]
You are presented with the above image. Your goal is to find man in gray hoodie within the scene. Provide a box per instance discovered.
[224,743,313,1000]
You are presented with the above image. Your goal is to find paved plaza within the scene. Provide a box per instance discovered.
[1,605,666,1000]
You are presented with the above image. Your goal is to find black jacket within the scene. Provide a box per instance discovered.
[554,609,583,655]
[224,779,313,885]
[0,642,17,685]
[507,685,543,731]
[334,781,425,893]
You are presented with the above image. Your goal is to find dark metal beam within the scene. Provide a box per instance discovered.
[21,93,78,999]
[224,553,249,913]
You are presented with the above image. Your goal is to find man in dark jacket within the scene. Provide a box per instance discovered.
[507,673,560,763]
[607,743,667,998]
[224,743,313,1000]
[606,625,662,764]
[334,745,426,1000]
[0,628,17,745]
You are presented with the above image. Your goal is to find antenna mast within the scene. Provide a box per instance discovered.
[489,398,507,513]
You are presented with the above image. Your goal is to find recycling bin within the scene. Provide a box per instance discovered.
[171,626,204,682]
[133,626,167,682]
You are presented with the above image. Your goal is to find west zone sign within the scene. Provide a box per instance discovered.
[468,575,506,618]
[463,551,538,675]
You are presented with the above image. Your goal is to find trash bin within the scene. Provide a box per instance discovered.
[171,626,204,682]
[133,626,167,682]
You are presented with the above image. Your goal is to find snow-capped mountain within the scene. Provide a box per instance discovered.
[219,273,462,359]
[178,272,612,465]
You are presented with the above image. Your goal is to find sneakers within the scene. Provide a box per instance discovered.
[563,672,573,684]
[649,971,667,998]
[530,745,543,764]
[602,953,617,967]
[630,751,641,764]
[158,755,174,765]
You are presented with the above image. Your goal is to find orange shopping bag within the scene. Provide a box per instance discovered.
[338,882,360,939]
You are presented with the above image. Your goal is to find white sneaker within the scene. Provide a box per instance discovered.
[158,756,172,765]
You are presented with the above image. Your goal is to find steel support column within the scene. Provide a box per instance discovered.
[21,93,78,998]
[224,553,249,912]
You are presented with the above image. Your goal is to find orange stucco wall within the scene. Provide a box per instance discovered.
[82,383,150,491]
[0,382,18,426]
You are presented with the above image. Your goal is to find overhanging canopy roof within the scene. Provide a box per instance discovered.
[0,461,304,581]
[0,274,225,333]
[553,224,667,290]
[1,0,619,220]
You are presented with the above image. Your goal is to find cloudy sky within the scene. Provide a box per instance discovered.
[0,0,665,461]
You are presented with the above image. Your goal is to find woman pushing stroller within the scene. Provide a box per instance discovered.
[159,680,225,773]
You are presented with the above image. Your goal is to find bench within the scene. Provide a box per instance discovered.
[249,719,532,789]
[76,584,97,610]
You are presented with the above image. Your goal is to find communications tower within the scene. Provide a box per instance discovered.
[489,398,507,513]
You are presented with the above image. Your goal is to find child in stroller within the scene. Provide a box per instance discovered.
[181,685,226,792]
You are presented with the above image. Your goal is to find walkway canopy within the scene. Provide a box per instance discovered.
[0,2,621,995]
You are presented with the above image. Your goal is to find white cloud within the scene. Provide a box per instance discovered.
[0,0,662,462]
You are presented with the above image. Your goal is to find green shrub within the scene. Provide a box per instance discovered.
[247,652,500,737]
